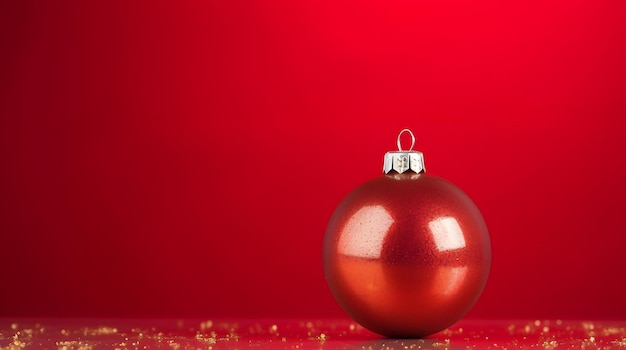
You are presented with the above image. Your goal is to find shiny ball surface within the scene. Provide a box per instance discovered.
[323,173,491,338]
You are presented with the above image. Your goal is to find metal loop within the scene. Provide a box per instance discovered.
[396,128,415,151]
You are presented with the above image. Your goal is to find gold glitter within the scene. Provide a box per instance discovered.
[200,320,213,331]
[534,320,541,327]
[10,324,18,331]
[308,333,328,342]
[5,319,626,350]
[83,326,117,336]
[432,339,450,347]
[613,337,626,346]
[507,324,515,334]
[582,322,595,331]
[9,339,26,349]
[542,340,557,349]
[603,327,626,335]
[56,340,93,350]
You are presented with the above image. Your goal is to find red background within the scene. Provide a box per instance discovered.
[1,1,625,319]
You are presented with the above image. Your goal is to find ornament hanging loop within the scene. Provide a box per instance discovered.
[397,128,416,151]
[384,128,425,174]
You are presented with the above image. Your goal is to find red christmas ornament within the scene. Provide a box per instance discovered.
[323,129,491,338]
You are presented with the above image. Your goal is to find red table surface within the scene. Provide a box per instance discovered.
[1,319,625,349]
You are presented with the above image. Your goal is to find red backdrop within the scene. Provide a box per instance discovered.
[1,1,625,319]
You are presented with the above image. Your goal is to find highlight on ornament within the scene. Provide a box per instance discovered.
[323,128,491,338]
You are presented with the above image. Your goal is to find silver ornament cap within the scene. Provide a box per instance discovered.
[383,128,425,174]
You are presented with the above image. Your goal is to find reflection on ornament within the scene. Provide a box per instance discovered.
[338,205,393,259]
[435,266,468,296]
[429,216,466,252]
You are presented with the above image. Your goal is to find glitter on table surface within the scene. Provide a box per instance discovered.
[1,319,625,349]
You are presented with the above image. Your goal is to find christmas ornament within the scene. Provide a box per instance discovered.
[323,129,491,338]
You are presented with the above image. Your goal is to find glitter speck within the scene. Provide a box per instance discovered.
[507,324,515,334]
[542,326,549,333]
[583,322,595,331]
[432,339,450,347]
[524,325,531,333]
[534,320,541,327]
[200,320,213,331]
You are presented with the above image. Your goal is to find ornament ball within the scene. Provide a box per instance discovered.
[323,129,491,338]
